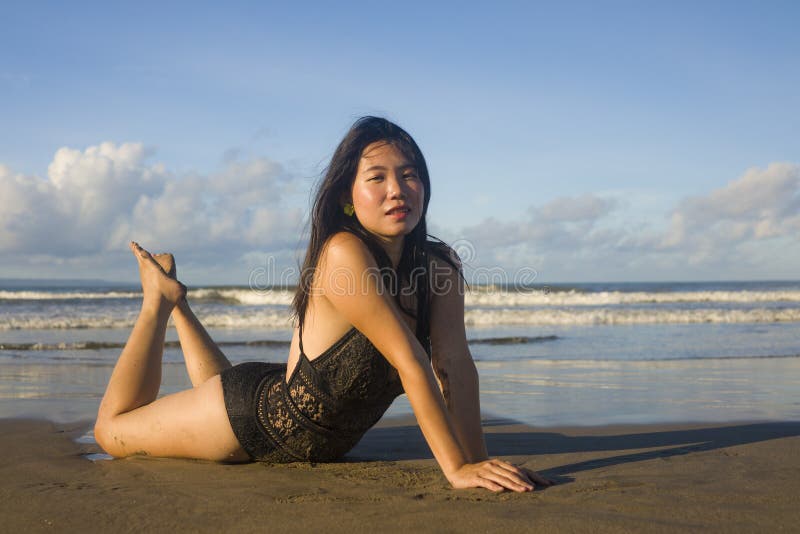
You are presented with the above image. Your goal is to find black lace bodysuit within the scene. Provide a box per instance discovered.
[220,325,422,462]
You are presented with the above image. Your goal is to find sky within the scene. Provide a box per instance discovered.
[1,1,799,284]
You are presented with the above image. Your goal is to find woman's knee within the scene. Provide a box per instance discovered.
[94,416,127,458]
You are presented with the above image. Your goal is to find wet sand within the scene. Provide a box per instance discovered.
[2,416,798,533]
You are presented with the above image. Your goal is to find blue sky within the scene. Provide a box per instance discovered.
[1,1,799,284]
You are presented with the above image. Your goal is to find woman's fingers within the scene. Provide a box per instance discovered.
[478,463,533,492]
[485,460,536,490]
[450,461,553,493]
[490,458,555,488]
[477,477,504,492]
[484,460,555,491]
[481,471,530,492]
[492,459,535,484]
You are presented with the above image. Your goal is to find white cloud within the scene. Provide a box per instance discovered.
[3,148,798,282]
[0,142,304,263]
[456,193,621,262]
[449,164,800,280]
[661,162,800,249]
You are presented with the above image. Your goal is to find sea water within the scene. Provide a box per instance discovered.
[1,280,798,426]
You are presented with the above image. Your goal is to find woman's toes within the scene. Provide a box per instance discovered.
[128,243,185,306]
[130,241,148,259]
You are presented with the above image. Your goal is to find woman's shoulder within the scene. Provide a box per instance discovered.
[318,231,377,270]
[324,231,370,254]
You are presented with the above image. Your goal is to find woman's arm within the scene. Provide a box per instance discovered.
[432,356,486,462]
[429,253,488,463]
[317,233,536,492]
[432,353,487,462]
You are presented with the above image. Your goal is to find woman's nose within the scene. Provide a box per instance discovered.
[388,188,406,199]
[387,175,408,198]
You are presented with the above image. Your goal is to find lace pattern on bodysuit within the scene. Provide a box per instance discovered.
[252,327,410,462]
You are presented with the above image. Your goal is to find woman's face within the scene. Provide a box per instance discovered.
[350,141,425,245]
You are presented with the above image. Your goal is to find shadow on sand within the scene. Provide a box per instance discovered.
[348,420,800,483]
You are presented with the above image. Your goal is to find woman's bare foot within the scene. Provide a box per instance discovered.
[130,242,186,313]
[152,253,177,279]
[151,252,191,314]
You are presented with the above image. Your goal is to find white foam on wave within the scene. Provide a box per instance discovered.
[6,286,800,307]
[3,306,799,330]
[464,289,800,307]
[0,316,136,330]
[0,287,295,305]
[464,307,800,326]
[188,288,293,305]
[0,290,141,300]
[0,310,294,330]
[196,311,294,328]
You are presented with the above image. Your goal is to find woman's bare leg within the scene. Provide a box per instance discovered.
[97,243,185,419]
[94,243,249,462]
[152,253,232,386]
[95,374,249,461]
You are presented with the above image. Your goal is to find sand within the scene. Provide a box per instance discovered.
[1,416,798,533]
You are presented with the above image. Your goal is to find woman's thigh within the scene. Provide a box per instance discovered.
[96,374,250,462]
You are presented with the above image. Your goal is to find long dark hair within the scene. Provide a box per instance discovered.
[292,116,457,350]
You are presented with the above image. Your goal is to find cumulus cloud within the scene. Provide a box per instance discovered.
[0,142,303,261]
[3,146,798,282]
[458,193,621,258]
[661,162,800,249]
[449,163,800,280]
[117,157,303,253]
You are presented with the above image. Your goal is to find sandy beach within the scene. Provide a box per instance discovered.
[2,416,798,533]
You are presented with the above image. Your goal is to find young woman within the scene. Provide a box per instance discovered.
[95,117,552,493]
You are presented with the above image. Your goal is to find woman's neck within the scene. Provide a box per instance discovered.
[374,235,404,268]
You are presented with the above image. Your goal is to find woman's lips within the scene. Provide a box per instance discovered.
[386,206,411,220]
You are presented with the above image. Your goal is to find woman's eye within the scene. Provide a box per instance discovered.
[368,175,384,182]
[403,173,418,180]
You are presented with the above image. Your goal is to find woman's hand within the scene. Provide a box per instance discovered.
[447,459,555,492]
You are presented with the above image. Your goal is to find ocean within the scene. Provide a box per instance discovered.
[1,280,799,426]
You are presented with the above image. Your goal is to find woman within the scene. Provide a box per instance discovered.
[95,116,552,492]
